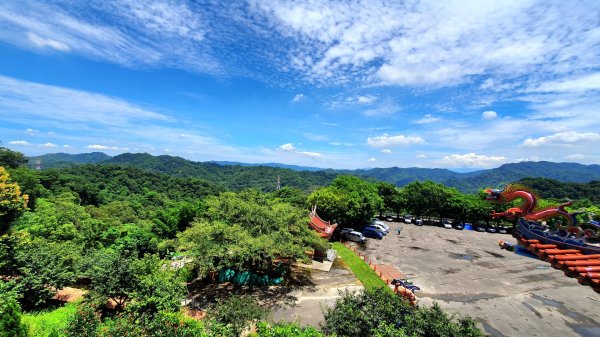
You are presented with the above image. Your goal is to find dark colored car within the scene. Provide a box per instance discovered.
[474,225,486,232]
[453,223,464,230]
[362,228,384,239]
[485,226,497,233]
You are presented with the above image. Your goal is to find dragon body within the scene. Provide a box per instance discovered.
[485,185,576,228]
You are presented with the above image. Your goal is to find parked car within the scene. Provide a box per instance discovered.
[443,222,453,229]
[368,222,389,234]
[338,227,354,236]
[485,226,497,233]
[386,216,394,222]
[404,216,412,224]
[370,218,390,231]
[344,231,367,244]
[365,224,387,235]
[362,228,384,239]
[498,227,508,234]
[414,218,423,226]
[474,225,486,232]
[453,223,464,230]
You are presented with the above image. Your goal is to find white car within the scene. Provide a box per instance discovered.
[370,218,390,231]
[366,223,388,234]
[443,222,453,229]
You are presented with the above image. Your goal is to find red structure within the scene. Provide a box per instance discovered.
[517,238,600,293]
[309,205,338,238]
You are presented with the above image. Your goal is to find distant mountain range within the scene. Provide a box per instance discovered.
[27,152,600,193]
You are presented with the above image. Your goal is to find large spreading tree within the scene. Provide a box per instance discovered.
[178,190,326,278]
[308,175,383,226]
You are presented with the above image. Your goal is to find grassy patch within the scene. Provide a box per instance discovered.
[22,302,78,337]
[332,242,393,293]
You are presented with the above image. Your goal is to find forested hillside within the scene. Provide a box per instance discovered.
[25,152,600,193]
[105,153,336,192]
[517,177,600,204]
[27,152,110,169]
[442,162,600,192]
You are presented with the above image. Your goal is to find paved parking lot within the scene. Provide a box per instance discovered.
[353,222,600,337]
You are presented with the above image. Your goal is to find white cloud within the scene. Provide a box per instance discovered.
[299,151,323,159]
[41,142,57,147]
[363,102,400,117]
[522,132,600,147]
[368,157,377,162]
[531,73,600,93]
[63,144,71,149]
[416,154,426,159]
[357,95,375,104]
[8,140,30,145]
[0,75,170,127]
[414,114,442,124]
[441,153,508,168]
[26,32,70,51]
[276,143,323,159]
[278,143,296,152]
[367,134,425,147]
[329,142,353,146]
[87,144,119,150]
[252,1,600,87]
[381,149,392,154]
[0,1,219,74]
[291,93,304,103]
[25,128,39,136]
[482,110,497,120]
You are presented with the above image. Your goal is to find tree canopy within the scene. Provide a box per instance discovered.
[307,175,383,226]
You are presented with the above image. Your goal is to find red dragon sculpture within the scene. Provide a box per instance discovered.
[485,184,575,229]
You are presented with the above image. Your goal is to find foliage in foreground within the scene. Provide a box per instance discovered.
[208,295,268,337]
[0,283,28,337]
[322,288,484,337]
[22,302,77,337]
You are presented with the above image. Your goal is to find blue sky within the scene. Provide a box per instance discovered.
[1,0,600,170]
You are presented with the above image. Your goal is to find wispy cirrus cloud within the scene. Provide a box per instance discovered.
[0,75,169,127]
[414,114,442,124]
[252,1,600,88]
[521,132,600,147]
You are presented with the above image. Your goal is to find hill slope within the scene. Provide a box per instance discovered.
[105,153,337,192]
[28,152,600,194]
[27,152,111,169]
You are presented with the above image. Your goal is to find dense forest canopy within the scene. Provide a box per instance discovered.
[27,151,600,193]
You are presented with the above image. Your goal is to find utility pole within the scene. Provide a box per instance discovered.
[276,175,281,191]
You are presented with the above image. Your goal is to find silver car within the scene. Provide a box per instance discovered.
[344,230,367,244]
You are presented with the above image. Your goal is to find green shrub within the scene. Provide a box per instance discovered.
[64,304,100,337]
[209,295,268,337]
[254,321,323,337]
[0,289,28,337]
[322,288,484,337]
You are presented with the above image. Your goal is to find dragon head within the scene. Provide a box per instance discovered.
[485,188,502,201]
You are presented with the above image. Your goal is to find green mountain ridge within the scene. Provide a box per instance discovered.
[26,152,600,193]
